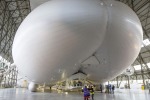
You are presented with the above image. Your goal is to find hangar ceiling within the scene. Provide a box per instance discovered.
[0,0,150,82]
[0,0,30,62]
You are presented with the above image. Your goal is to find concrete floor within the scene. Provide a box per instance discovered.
[0,88,149,100]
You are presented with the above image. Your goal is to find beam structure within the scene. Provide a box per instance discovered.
[0,0,31,62]
[0,0,30,88]
[114,0,150,89]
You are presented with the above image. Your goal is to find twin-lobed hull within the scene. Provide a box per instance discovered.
[12,0,143,84]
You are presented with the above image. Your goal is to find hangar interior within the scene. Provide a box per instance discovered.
[0,0,150,100]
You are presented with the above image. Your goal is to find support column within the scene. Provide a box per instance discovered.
[108,81,109,85]
[141,74,145,89]
[127,76,130,89]
[116,77,119,88]
[135,74,137,82]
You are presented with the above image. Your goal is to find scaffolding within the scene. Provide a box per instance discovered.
[0,0,31,87]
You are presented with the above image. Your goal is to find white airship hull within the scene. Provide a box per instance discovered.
[12,0,143,84]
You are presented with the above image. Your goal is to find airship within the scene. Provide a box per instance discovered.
[12,0,143,91]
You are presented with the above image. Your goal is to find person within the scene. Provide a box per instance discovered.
[106,85,109,93]
[100,84,103,93]
[89,86,94,100]
[83,86,90,100]
[109,84,112,93]
[112,85,115,94]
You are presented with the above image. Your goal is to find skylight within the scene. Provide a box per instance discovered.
[147,63,150,68]
[143,39,150,46]
[134,65,141,70]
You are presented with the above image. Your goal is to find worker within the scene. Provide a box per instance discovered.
[112,85,115,94]
[89,85,94,100]
[109,84,112,93]
[83,86,90,100]
[100,84,103,93]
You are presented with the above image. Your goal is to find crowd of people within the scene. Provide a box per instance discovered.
[105,84,115,94]
[83,84,115,100]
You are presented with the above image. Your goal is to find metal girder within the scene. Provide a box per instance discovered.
[114,0,150,85]
[0,0,30,88]
[0,0,31,63]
